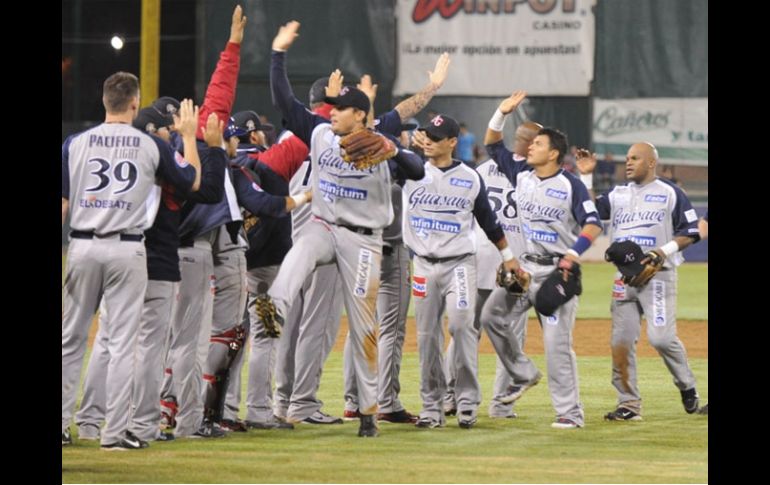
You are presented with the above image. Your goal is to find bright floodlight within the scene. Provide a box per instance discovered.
[111,36,124,50]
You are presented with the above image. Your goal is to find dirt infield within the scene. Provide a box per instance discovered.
[331,317,708,358]
[87,316,708,358]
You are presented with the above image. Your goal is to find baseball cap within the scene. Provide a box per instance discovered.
[604,240,646,278]
[400,122,418,132]
[309,76,330,105]
[419,114,460,141]
[324,86,370,113]
[224,116,248,140]
[133,107,174,133]
[151,96,181,117]
[232,110,274,134]
[534,263,582,317]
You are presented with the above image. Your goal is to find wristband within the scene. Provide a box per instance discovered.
[500,246,514,262]
[290,193,308,208]
[660,240,679,257]
[580,172,593,190]
[488,109,508,132]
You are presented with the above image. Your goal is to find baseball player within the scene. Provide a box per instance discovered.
[403,114,518,429]
[73,105,227,443]
[336,58,451,423]
[264,20,424,437]
[481,90,603,429]
[444,121,542,419]
[62,72,201,449]
[580,142,701,421]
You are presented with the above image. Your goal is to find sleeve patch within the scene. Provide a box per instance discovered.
[583,200,597,213]
[684,209,697,223]
[174,151,189,167]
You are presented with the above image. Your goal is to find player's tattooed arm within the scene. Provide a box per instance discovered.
[395,53,451,122]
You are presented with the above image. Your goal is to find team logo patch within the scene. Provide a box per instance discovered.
[431,115,444,126]
[644,194,667,203]
[612,279,626,299]
[354,249,373,298]
[174,151,189,167]
[582,200,597,213]
[412,275,427,298]
[454,266,469,309]
[546,188,568,200]
[450,177,473,189]
[545,314,559,326]
[251,182,263,192]
[652,280,666,326]
[684,209,698,223]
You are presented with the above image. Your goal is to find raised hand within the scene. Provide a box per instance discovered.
[325,69,343,98]
[499,90,527,114]
[203,112,224,148]
[575,148,597,174]
[357,74,378,102]
[229,5,247,45]
[177,99,199,138]
[272,20,300,51]
[428,52,451,88]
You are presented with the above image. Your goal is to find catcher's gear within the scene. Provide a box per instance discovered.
[535,259,582,316]
[339,129,398,170]
[605,240,664,287]
[496,263,530,295]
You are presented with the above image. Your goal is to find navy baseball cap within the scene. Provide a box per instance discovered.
[224,116,248,140]
[151,96,181,117]
[133,107,173,133]
[232,110,274,134]
[309,76,330,105]
[419,114,460,140]
[534,263,582,317]
[605,240,646,278]
[324,86,370,113]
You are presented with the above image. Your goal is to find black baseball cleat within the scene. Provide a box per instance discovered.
[498,371,543,404]
[254,295,283,338]
[358,414,379,437]
[604,407,642,421]
[457,410,478,429]
[681,388,700,414]
[219,419,248,432]
[377,409,418,424]
[62,428,72,446]
[100,431,150,451]
[191,420,227,439]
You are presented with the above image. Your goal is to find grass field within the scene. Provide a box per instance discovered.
[61,262,708,483]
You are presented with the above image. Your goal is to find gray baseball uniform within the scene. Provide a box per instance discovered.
[344,182,412,415]
[596,178,700,414]
[445,158,530,418]
[403,160,506,426]
[62,123,196,447]
[482,140,602,427]
[270,50,424,425]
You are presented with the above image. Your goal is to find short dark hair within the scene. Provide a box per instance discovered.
[538,127,568,165]
[103,72,139,113]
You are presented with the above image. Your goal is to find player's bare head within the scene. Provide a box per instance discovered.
[513,121,543,157]
[625,142,658,183]
[527,127,567,167]
[325,86,370,135]
[102,72,140,114]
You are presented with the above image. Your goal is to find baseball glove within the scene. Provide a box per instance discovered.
[496,264,531,295]
[625,250,665,287]
[339,129,398,170]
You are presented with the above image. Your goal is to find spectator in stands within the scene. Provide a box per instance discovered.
[455,123,476,166]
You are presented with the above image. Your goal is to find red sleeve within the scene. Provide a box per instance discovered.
[252,134,309,182]
[197,42,241,140]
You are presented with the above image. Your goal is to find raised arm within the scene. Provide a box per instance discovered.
[485,90,527,145]
[394,53,451,122]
